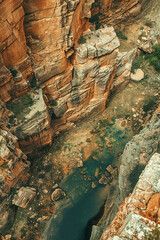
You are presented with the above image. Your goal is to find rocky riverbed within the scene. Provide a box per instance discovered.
[7,65,159,239]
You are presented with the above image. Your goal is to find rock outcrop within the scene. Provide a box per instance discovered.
[0,129,30,232]
[101,153,160,240]
[119,105,160,201]
[6,89,53,154]
[43,26,120,132]
[0,0,148,153]
[0,100,31,233]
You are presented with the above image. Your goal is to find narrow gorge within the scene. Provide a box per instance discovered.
[0,0,160,239]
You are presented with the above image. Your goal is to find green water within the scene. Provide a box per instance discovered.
[45,119,133,240]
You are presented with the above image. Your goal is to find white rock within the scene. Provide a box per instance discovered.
[130,69,144,81]
[77,160,83,167]
[12,187,36,208]
[113,237,122,240]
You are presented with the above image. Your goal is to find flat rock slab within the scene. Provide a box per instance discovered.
[130,68,144,81]
[12,187,36,208]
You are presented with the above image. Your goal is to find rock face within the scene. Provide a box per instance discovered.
[119,105,160,201]
[91,0,146,26]
[6,89,53,154]
[0,0,32,101]
[0,0,148,153]
[100,153,160,240]
[43,26,120,130]
[0,129,30,232]
[0,100,31,233]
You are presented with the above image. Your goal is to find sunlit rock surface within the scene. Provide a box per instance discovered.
[7,89,53,154]
[12,187,36,208]
[101,153,160,240]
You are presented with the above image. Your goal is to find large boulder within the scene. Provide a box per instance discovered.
[130,68,144,81]
[51,188,66,202]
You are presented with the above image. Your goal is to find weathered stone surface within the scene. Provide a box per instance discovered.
[90,225,103,240]
[23,0,91,83]
[138,28,159,53]
[0,125,30,232]
[42,26,127,133]
[119,105,160,200]
[51,188,66,201]
[0,0,32,101]
[111,48,137,90]
[101,153,160,240]
[76,27,120,61]
[91,0,144,26]
[117,213,157,240]
[7,89,53,154]
[12,187,36,208]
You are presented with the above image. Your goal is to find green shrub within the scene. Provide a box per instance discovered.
[9,115,16,125]
[153,45,160,58]
[145,20,154,28]
[89,13,99,23]
[86,138,91,142]
[6,94,34,117]
[145,45,160,72]
[30,74,37,88]
[49,99,57,106]
[131,55,144,73]
[78,36,86,44]
[8,67,18,77]
[144,226,160,240]
[115,29,128,40]
[143,97,158,113]
[95,23,102,30]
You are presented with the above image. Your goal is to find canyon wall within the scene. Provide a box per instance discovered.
[0,0,151,234]
[0,0,147,154]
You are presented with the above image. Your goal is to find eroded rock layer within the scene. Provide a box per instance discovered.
[0,0,149,154]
